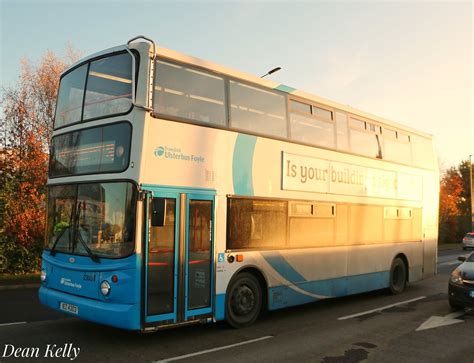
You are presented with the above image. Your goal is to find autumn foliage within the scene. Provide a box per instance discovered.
[438,161,473,244]
[1,48,80,273]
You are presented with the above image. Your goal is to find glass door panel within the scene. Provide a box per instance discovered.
[146,195,178,323]
[147,198,176,315]
[185,196,214,318]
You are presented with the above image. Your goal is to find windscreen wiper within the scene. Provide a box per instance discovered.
[76,228,101,263]
[50,225,70,256]
[73,201,100,263]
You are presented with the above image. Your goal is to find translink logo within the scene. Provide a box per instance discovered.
[154,146,165,157]
[60,277,82,289]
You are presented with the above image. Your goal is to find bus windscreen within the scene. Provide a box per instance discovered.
[45,182,136,258]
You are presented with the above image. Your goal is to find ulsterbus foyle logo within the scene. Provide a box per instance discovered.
[154,146,205,163]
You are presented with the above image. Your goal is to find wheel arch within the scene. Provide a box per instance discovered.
[226,264,269,311]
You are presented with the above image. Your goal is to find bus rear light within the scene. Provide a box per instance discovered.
[236,254,244,262]
[112,275,118,283]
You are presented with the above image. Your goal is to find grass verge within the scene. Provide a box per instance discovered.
[0,273,40,285]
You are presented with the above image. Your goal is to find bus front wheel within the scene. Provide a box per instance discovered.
[389,257,407,294]
[225,272,262,328]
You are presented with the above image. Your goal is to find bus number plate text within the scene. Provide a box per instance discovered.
[60,302,78,315]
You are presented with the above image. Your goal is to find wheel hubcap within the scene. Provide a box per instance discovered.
[231,284,255,316]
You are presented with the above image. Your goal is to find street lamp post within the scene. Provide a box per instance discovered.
[470,154,474,232]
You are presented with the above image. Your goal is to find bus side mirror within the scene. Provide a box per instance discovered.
[151,198,166,227]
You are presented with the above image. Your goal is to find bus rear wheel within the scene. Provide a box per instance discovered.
[389,257,407,294]
[226,272,262,328]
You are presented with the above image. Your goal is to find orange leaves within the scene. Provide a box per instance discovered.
[440,167,464,218]
[438,161,473,244]
[2,129,48,248]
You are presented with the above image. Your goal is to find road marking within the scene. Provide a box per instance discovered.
[416,311,465,331]
[154,335,274,362]
[337,296,426,320]
[437,253,470,266]
[0,321,27,327]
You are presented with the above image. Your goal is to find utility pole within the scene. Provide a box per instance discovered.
[470,154,474,232]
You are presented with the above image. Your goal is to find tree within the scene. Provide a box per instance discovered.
[438,160,472,244]
[0,46,81,273]
[2,45,81,151]
[439,167,463,244]
[458,160,472,218]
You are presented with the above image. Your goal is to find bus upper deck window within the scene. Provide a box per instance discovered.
[54,52,134,129]
[55,64,88,128]
[83,53,133,120]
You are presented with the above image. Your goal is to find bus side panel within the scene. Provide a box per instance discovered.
[422,171,440,277]
[346,243,423,283]
[216,241,423,313]
[267,271,390,310]
[423,238,437,277]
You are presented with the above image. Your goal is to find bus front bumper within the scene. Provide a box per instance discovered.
[39,286,141,330]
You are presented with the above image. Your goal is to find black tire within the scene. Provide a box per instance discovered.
[389,257,407,294]
[449,299,463,311]
[225,272,262,328]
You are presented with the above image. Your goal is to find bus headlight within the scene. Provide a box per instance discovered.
[40,270,47,282]
[100,280,111,296]
[450,268,463,285]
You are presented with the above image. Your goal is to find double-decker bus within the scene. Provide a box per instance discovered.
[40,36,439,331]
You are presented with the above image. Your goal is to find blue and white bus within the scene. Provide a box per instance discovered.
[40,36,439,331]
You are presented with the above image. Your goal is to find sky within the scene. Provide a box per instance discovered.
[1,0,472,169]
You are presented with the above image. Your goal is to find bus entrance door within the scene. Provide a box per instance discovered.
[144,189,214,326]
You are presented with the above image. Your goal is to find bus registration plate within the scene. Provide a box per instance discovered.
[469,291,474,298]
[60,302,78,315]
